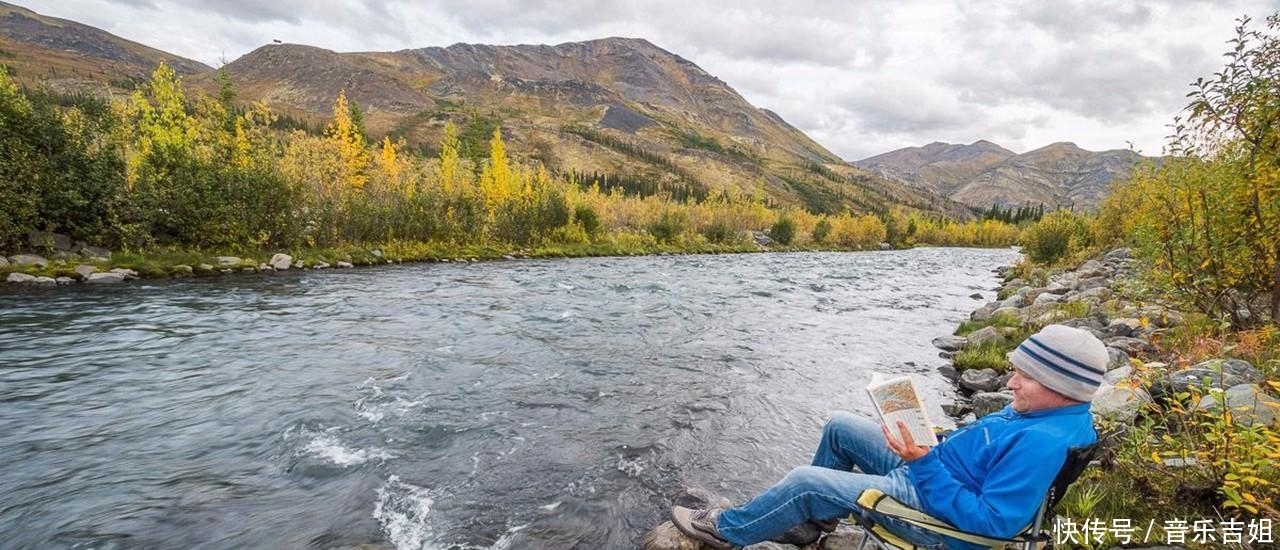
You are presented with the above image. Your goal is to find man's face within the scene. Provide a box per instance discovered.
[1006,369,1067,412]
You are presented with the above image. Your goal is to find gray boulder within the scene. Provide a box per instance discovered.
[1075,287,1112,303]
[8,254,49,268]
[932,335,968,352]
[1033,292,1063,305]
[109,268,139,280]
[966,326,1004,346]
[79,245,111,260]
[7,272,37,284]
[269,253,293,270]
[1106,347,1131,371]
[941,401,972,418]
[1197,384,1280,427]
[1092,382,1152,422]
[55,276,74,285]
[28,230,72,251]
[216,256,242,266]
[1105,318,1143,339]
[33,276,56,285]
[970,303,999,322]
[960,368,1005,393]
[337,261,354,268]
[0,256,8,268]
[998,293,1027,309]
[1150,359,1263,403]
[74,264,96,279]
[972,391,1014,417]
[1104,336,1153,357]
[1103,248,1131,262]
[87,272,126,284]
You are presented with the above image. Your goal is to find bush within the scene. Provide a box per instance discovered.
[649,211,685,243]
[812,218,832,244]
[574,204,600,235]
[701,220,736,243]
[771,216,796,245]
[1021,209,1092,265]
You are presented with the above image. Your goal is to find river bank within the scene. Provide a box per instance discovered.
[933,248,1279,548]
[1,230,781,286]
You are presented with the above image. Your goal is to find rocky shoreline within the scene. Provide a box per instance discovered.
[936,248,1277,429]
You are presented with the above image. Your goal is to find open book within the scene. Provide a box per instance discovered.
[866,373,938,447]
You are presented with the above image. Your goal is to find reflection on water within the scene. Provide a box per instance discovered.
[0,248,1017,550]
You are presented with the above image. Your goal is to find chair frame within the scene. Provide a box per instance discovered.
[851,444,1099,550]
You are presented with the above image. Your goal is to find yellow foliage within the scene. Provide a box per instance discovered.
[325,89,370,191]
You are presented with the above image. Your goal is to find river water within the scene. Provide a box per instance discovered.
[0,248,1018,550]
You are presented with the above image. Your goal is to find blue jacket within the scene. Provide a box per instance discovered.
[905,403,1096,550]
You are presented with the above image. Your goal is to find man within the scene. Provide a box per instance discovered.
[671,324,1106,550]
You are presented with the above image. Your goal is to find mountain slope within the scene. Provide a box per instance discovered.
[856,140,1015,197]
[0,1,209,88]
[857,140,1145,210]
[203,38,972,217]
[1,2,973,218]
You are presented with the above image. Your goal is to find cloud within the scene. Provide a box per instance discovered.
[14,0,1279,160]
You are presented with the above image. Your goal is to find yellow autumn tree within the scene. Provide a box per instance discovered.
[435,122,465,196]
[479,127,512,214]
[126,62,197,187]
[326,89,370,191]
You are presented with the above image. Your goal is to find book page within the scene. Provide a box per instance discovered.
[867,374,937,446]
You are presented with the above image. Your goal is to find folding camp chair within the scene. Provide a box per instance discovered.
[852,444,1099,550]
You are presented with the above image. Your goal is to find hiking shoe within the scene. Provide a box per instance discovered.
[769,521,821,546]
[670,506,734,550]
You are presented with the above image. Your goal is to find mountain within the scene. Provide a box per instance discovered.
[0,1,209,89]
[197,39,972,216]
[855,140,1146,210]
[0,1,975,218]
[855,140,1015,197]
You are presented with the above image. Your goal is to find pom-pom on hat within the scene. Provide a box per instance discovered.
[1007,324,1108,402]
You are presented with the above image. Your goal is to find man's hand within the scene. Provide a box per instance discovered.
[882,421,930,462]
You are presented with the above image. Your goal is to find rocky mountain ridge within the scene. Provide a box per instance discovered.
[856,140,1148,210]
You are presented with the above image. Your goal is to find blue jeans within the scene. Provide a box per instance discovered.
[716,412,946,548]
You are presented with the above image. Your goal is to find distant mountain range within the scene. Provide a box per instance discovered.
[1,0,1145,215]
[855,140,1149,210]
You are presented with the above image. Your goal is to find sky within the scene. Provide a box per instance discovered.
[14,0,1280,160]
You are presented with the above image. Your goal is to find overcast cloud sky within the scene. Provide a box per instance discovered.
[14,0,1280,160]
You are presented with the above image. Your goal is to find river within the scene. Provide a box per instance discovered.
[0,247,1019,550]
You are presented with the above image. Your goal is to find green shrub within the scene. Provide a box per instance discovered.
[952,342,1011,372]
[812,218,832,244]
[701,220,736,243]
[771,216,796,245]
[649,211,685,243]
[574,204,600,234]
[1021,209,1093,265]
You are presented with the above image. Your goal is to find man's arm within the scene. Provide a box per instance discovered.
[905,430,1065,537]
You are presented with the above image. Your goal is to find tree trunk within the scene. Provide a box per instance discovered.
[1273,242,1280,323]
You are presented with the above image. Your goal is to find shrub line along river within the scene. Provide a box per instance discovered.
[0,247,1019,550]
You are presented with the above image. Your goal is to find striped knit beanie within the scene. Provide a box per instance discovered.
[1007,324,1108,402]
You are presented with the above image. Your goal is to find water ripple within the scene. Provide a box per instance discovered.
[0,248,1018,550]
